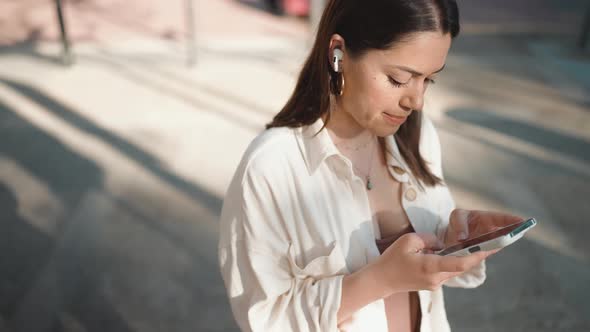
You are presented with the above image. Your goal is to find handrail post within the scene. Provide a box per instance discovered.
[55,0,74,65]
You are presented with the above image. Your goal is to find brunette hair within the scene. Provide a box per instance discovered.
[266,0,460,186]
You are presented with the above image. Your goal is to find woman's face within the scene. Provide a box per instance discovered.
[334,31,451,137]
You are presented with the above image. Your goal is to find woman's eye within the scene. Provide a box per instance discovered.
[387,76,409,88]
[426,78,436,85]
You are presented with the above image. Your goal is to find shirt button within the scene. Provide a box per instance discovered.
[392,166,406,175]
[428,301,433,313]
[405,188,417,201]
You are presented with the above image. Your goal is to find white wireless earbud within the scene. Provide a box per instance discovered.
[333,48,343,72]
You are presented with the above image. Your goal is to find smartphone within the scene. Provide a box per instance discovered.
[437,218,537,256]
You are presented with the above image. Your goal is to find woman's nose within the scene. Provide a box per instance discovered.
[400,86,424,112]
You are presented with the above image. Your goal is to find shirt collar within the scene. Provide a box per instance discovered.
[296,117,340,174]
[383,135,411,183]
[296,117,411,183]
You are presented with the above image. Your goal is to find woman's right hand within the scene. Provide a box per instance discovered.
[374,232,496,297]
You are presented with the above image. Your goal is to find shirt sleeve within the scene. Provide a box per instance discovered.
[421,115,487,289]
[218,162,346,332]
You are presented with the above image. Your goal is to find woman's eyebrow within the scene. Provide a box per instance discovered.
[393,64,446,76]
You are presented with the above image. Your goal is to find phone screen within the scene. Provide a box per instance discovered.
[437,218,535,256]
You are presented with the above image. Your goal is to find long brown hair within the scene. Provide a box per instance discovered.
[266,0,460,187]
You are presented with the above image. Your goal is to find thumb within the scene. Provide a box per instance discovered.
[450,209,471,241]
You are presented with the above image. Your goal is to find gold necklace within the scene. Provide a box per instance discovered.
[335,134,374,152]
[350,138,377,190]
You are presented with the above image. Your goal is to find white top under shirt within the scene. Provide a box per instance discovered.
[218,115,486,332]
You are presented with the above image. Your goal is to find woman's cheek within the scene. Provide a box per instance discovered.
[371,91,393,115]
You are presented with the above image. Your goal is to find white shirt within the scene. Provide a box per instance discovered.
[218,115,486,332]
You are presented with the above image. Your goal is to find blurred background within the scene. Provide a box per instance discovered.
[0,0,589,331]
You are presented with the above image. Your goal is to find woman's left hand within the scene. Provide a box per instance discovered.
[444,209,524,246]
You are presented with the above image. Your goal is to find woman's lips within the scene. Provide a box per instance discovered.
[382,112,407,126]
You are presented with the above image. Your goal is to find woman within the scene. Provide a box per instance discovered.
[219,0,521,331]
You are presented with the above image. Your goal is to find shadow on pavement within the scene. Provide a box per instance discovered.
[0,29,64,67]
[0,78,222,216]
[0,100,134,332]
[449,35,590,109]
[74,53,269,132]
[0,98,104,207]
[446,108,590,163]
[438,112,590,253]
[440,110,590,331]
[0,86,237,331]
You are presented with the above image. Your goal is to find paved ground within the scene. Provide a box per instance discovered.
[0,1,589,331]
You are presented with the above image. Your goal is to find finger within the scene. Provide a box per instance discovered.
[402,233,444,252]
[430,249,498,277]
[475,210,524,228]
[433,251,489,273]
[437,268,481,284]
[415,233,445,251]
[450,209,470,241]
[438,271,463,282]
[485,248,502,257]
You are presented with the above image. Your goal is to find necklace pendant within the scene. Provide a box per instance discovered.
[366,178,373,190]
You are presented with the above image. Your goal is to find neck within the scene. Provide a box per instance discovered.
[324,99,375,148]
